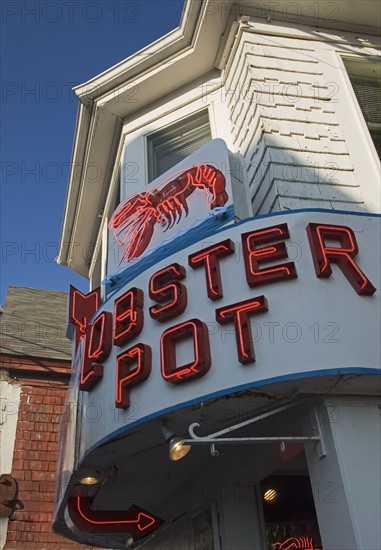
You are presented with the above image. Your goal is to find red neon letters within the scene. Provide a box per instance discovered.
[71,220,376,406]
[161,319,211,384]
[307,223,376,296]
[216,296,269,364]
[116,344,152,408]
[80,311,112,391]
[87,312,113,362]
[149,263,187,322]
[242,223,297,287]
[188,239,235,300]
[114,288,144,346]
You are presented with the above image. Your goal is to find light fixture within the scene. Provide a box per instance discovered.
[77,469,102,485]
[161,423,191,461]
[0,474,18,518]
[79,476,100,485]
[263,488,278,503]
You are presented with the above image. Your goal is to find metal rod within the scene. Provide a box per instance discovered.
[188,401,297,441]
[183,436,321,445]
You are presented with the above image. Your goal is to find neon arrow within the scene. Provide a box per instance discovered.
[68,496,162,536]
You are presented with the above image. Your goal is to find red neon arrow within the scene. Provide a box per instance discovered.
[68,496,163,536]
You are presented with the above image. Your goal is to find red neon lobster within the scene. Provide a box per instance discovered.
[273,537,320,550]
[110,164,228,261]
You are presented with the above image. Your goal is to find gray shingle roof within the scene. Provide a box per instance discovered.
[0,286,71,361]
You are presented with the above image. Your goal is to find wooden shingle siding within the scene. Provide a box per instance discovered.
[0,287,71,362]
[224,29,365,215]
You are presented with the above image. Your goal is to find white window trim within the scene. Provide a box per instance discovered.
[120,75,233,192]
[340,55,380,161]
[316,44,381,213]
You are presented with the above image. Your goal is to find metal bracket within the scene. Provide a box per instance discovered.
[311,403,327,458]
[183,401,326,459]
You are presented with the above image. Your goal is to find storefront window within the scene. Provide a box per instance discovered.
[261,474,323,550]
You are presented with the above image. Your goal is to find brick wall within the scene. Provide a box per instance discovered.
[4,384,93,550]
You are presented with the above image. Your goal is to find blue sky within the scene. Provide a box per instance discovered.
[0,0,184,305]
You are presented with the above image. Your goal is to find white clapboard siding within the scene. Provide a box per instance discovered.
[224,28,366,215]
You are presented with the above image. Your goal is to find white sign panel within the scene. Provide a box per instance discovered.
[79,210,380,459]
[107,139,234,282]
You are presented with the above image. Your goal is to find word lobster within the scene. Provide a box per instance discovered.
[109,164,228,261]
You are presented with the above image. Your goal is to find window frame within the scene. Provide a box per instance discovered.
[341,56,381,161]
[145,108,212,181]
[318,47,381,213]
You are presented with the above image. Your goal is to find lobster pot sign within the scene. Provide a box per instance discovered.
[107,139,235,281]
[78,210,380,461]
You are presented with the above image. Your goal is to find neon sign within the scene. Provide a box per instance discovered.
[68,221,376,407]
[149,263,188,322]
[273,536,321,549]
[114,287,144,346]
[68,496,162,537]
[242,223,297,287]
[116,343,152,408]
[189,239,235,300]
[68,286,100,350]
[307,223,376,295]
[80,311,112,390]
[216,296,268,364]
[160,319,211,383]
[109,164,228,261]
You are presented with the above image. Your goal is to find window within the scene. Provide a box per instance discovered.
[344,59,381,159]
[147,110,212,181]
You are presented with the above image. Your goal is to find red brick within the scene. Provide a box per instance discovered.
[43,396,57,405]
[21,430,31,441]
[34,440,48,451]
[6,530,17,541]
[27,393,43,404]
[12,459,24,470]
[20,393,29,403]
[14,439,25,450]
[34,422,50,432]
[31,432,46,441]
[30,471,45,482]
[30,387,47,396]
[29,460,41,470]
[36,512,50,522]
[29,522,42,533]
[7,520,17,530]
[39,481,55,492]
[17,420,34,432]
[30,450,42,460]
[40,501,54,512]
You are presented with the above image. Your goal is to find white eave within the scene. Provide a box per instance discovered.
[57,0,381,277]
